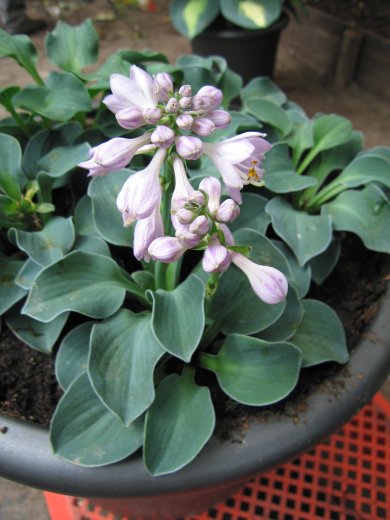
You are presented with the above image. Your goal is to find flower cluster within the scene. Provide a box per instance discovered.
[79,65,287,304]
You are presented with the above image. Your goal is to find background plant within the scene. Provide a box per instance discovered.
[1,19,387,476]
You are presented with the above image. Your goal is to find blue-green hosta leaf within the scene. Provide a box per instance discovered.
[56,322,93,390]
[308,237,341,285]
[88,169,134,246]
[289,299,348,367]
[287,120,313,166]
[45,19,98,74]
[14,258,42,289]
[263,143,317,193]
[37,143,90,178]
[0,133,25,199]
[73,196,99,238]
[218,68,243,109]
[256,287,304,342]
[335,150,390,189]
[266,197,332,266]
[176,55,226,92]
[245,98,291,136]
[323,184,390,253]
[225,0,283,28]
[22,251,137,322]
[0,29,40,83]
[228,192,270,234]
[0,255,27,314]
[14,71,91,122]
[201,335,301,405]
[241,76,287,106]
[144,372,215,476]
[149,275,205,362]
[73,235,111,257]
[89,310,165,426]
[170,0,219,38]
[50,373,144,467]
[6,306,69,353]
[9,217,75,266]
[131,271,155,292]
[273,241,311,298]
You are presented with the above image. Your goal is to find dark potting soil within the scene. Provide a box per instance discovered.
[0,234,389,434]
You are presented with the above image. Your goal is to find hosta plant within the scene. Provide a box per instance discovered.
[0,19,388,477]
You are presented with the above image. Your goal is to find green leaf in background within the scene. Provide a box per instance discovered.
[218,68,243,109]
[0,133,25,199]
[6,306,69,353]
[333,149,390,190]
[170,0,219,39]
[55,322,93,390]
[88,169,134,246]
[228,192,270,235]
[144,372,215,476]
[221,0,283,29]
[37,143,91,178]
[287,119,313,167]
[89,310,164,426]
[73,235,111,257]
[273,241,311,298]
[266,197,332,266]
[255,287,304,342]
[176,55,226,92]
[74,196,100,238]
[264,143,317,193]
[50,373,144,467]
[0,86,20,111]
[149,275,205,362]
[289,300,348,367]
[245,98,292,136]
[14,258,42,289]
[22,251,136,322]
[14,71,91,121]
[308,237,341,285]
[201,334,301,405]
[323,184,390,253]
[0,255,27,314]
[9,217,75,266]
[0,29,42,85]
[241,76,287,106]
[45,19,98,74]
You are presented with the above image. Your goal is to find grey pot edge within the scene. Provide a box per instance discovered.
[0,285,389,498]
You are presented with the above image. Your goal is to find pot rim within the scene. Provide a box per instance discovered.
[0,284,389,498]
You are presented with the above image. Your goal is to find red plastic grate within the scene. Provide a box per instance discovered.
[44,393,390,520]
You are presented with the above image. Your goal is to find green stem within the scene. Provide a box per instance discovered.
[307,182,346,210]
[198,351,218,372]
[297,146,320,175]
[199,320,222,349]
[2,101,30,136]
[120,275,151,307]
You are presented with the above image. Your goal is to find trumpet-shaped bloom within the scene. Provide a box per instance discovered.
[133,207,164,261]
[116,147,166,226]
[148,236,186,263]
[231,253,288,304]
[103,65,157,116]
[78,134,151,177]
[202,132,272,202]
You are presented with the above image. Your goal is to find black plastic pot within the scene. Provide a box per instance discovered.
[0,285,389,519]
[191,14,289,83]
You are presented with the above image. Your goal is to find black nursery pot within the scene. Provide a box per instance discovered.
[0,286,389,519]
[191,13,289,83]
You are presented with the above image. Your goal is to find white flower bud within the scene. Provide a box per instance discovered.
[151,125,175,149]
[189,215,210,236]
[166,98,180,113]
[215,199,240,223]
[175,136,203,160]
[153,72,173,102]
[176,208,195,225]
[143,107,162,124]
[192,117,215,137]
[176,114,194,131]
[179,97,192,110]
[179,85,192,97]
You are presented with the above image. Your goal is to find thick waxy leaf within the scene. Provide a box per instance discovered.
[89,310,165,425]
[228,192,270,234]
[10,217,75,266]
[287,120,313,166]
[177,55,225,93]
[273,241,311,298]
[0,30,41,84]
[241,77,287,106]
[149,275,205,362]
[245,98,291,136]
[201,335,301,405]
[88,169,134,246]
[37,143,90,178]
[14,258,42,289]
[14,72,91,121]
[170,0,219,38]
[144,372,215,476]
[218,68,243,109]
[46,19,98,73]
[51,373,144,467]
[6,307,68,353]
[0,255,27,314]
[22,251,137,322]
[0,133,25,199]
[74,196,100,237]
[221,0,283,29]
[73,235,111,257]
[289,300,348,367]
[334,150,390,189]
[56,322,93,390]
[256,287,304,342]
[308,237,341,284]
[266,197,333,266]
[323,185,390,253]
[264,143,317,193]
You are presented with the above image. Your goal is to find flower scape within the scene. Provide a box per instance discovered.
[1,20,388,477]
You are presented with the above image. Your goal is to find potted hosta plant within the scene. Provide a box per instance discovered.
[0,19,389,520]
[170,0,299,81]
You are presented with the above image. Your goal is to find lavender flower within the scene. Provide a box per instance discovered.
[153,72,173,102]
[202,236,231,273]
[192,118,215,137]
[133,207,164,261]
[148,236,186,263]
[151,125,175,149]
[175,136,203,161]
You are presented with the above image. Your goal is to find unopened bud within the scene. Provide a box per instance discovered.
[188,190,206,206]
[196,86,223,110]
[176,208,195,225]
[166,98,180,113]
[151,125,175,149]
[179,84,192,97]
[191,96,213,112]
[207,110,231,129]
[153,72,173,102]
[192,117,215,137]
[148,236,186,263]
[189,215,210,236]
[202,241,231,273]
[176,135,203,160]
[179,97,192,110]
[143,107,162,124]
[199,177,221,214]
[175,224,201,248]
[176,114,193,131]
[215,199,240,223]
[116,107,145,130]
